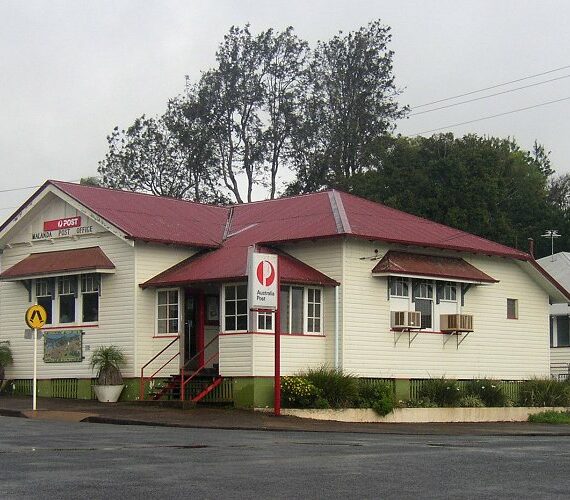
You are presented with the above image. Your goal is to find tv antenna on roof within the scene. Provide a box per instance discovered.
[541,229,561,261]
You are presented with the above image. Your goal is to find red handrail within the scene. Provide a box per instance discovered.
[139,336,180,401]
[180,334,220,401]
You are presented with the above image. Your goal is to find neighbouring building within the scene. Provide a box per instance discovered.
[1,180,568,407]
[537,252,570,379]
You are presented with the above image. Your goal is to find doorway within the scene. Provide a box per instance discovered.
[183,289,205,369]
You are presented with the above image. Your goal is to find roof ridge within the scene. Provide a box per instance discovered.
[229,189,332,208]
[49,180,230,211]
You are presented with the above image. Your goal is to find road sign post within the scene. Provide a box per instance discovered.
[25,305,47,411]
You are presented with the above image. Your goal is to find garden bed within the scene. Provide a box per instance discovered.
[275,406,569,423]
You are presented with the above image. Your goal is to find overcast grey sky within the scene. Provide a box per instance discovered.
[1,0,569,222]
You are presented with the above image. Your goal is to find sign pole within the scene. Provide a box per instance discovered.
[274,257,281,416]
[33,327,37,411]
[25,304,46,412]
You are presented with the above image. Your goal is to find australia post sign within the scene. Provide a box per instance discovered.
[249,252,278,310]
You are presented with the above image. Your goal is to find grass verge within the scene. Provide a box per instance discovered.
[528,411,570,424]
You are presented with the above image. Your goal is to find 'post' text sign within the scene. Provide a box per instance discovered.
[249,252,278,310]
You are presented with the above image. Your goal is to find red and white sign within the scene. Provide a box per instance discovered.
[249,252,278,310]
[43,217,82,232]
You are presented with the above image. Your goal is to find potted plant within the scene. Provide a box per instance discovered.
[0,343,13,393]
[91,345,126,403]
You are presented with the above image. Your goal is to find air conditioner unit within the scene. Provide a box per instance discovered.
[391,311,422,329]
[440,314,474,332]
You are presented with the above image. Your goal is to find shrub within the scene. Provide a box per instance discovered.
[303,367,359,408]
[90,345,125,385]
[528,411,570,424]
[458,395,485,408]
[0,344,14,382]
[417,378,462,407]
[404,397,438,408]
[281,377,320,408]
[357,380,395,416]
[464,379,507,407]
[518,378,570,407]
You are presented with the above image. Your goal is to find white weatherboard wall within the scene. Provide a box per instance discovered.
[134,242,196,376]
[342,239,550,380]
[0,196,136,379]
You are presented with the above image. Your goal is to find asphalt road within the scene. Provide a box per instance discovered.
[1,416,569,499]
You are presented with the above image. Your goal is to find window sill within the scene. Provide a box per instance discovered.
[220,331,326,337]
[42,324,99,330]
[153,334,180,339]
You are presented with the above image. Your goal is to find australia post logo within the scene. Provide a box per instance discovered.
[249,252,278,310]
[256,260,276,287]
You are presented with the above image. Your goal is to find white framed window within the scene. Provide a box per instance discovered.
[307,288,322,333]
[36,278,54,325]
[81,274,100,323]
[256,311,274,332]
[279,285,323,335]
[33,274,102,326]
[390,278,409,298]
[442,282,457,301]
[156,288,180,335]
[223,284,248,332]
[415,280,433,299]
[57,276,77,324]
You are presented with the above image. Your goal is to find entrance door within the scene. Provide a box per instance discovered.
[184,291,197,367]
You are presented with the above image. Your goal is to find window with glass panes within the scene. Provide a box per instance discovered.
[280,285,304,334]
[307,288,322,333]
[58,276,76,324]
[81,274,99,322]
[157,289,179,334]
[442,282,457,301]
[257,311,273,331]
[224,284,248,331]
[390,278,408,297]
[36,278,53,325]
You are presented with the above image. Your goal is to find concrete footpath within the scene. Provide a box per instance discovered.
[1,396,569,435]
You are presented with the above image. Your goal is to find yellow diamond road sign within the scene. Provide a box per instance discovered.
[25,305,47,329]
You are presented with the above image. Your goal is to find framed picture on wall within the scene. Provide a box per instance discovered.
[205,295,220,325]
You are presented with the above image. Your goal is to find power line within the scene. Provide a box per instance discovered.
[411,64,570,109]
[409,74,570,116]
[409,96,570,136]
[0,178,83,195]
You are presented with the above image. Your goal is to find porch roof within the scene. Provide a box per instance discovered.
[0,246,116,281]
[141,245,339,288]
[371,250,498,283]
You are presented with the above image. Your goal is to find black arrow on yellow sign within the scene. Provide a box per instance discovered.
[25,305,47,329]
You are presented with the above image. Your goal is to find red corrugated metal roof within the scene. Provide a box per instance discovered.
[49,180,229,248]
[141,245,339,288]
[1,181,530,260]
[371,251,498,283]
[0,247,115,280]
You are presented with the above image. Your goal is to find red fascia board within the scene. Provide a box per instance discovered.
[529,258,570,301]
[141,275,338,289]
[0,180,52,234]
[373,270,498,283]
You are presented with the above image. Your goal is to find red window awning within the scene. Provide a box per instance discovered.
[371,251,497,283]
[0,247,115,281]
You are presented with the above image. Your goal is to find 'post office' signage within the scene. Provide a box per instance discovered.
[32,216,96,241]
[249,252,278,310]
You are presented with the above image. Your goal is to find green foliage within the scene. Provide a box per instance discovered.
[417,378,462,407]
[463,379,508,407]
[0,344,14,381]
[90,345,126,386]
[303,367,359,409]
[458,395,485,408]
[346,134,564,257]
[357,380,395,416]
[528,411,570,424]
[405,397,439,408]
[280,377,321,408]
[518,378,570,407]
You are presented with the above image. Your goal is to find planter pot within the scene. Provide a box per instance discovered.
[94,385,124,403]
